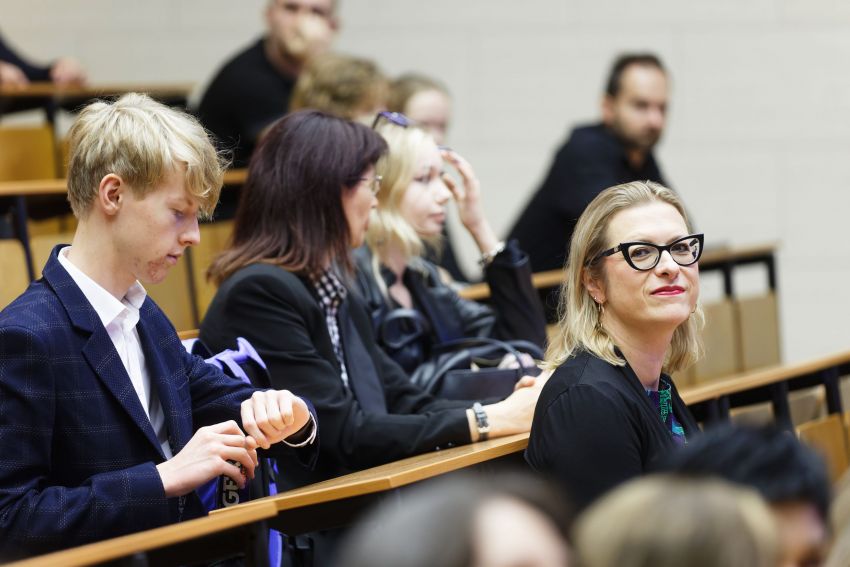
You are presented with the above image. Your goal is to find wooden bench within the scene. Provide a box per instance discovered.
[0,82,194,104]
[5,501,277,567]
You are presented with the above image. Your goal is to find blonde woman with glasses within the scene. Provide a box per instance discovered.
[525,181,703,512]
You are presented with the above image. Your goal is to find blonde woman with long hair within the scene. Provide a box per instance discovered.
[525,181,703,511]
[353,113,546,385]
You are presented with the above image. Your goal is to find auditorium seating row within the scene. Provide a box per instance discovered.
[5,347,850,567]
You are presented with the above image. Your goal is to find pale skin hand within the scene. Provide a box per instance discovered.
[240,389,312,450]
[440,149,500,254]
[0,61,29,89]
[156,420,259,498]
[49,57,87,86]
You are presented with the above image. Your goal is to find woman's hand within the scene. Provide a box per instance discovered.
[440,148,500,254]
[49,57,87,86]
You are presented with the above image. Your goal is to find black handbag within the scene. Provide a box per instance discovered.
[415,337,544,401]
[375,307,432,374]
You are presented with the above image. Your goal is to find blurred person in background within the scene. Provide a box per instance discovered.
[337,472,571,567]
[574,475,778,567]
[509,53,670,319]
[289,51,388,123]
[196,0,338,168]
[661,424,831,567]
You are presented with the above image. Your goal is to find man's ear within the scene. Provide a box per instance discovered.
[97,173,124,216]
[582,268,605,304]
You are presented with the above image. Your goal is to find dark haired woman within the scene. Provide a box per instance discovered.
[199,111,546,560]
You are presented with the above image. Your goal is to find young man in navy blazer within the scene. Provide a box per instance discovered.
[0,93,317,559]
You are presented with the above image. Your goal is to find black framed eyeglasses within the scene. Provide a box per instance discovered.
[372,111,417,129]
[587,233,704,271]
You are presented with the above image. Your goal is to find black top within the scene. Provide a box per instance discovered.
[199,263,473,491]
[196,38,295,169]
[525,350,698,512]
[353,240,546,383]
[508,123,667,274]
[0,33,50,81]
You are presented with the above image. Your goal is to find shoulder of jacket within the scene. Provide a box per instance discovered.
[541,353,630,409]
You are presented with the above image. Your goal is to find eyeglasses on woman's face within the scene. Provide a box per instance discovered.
[359,174,383,196]
[587,233,704,271]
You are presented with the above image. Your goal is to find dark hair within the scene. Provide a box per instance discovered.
[605,53,666,97]
[336,472,571,567]
[208,110,387,283]
[659,424,831,521]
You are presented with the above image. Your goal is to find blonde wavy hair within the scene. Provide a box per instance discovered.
[544,181,704,373]
[290,52,388,120]
[575,475,778,567]
[66,92,226,219]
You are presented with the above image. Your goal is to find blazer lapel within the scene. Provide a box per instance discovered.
[338,300,388,414]
[43,245,165,457]
[136,307,190,456]
[81,330,164,456]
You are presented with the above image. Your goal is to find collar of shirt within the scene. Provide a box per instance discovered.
[311,268,348,308]
[57,246,148,330]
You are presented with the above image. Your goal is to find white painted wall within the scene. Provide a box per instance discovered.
[3,0,849,363]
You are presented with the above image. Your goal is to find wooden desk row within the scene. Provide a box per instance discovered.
[8,434,529,567]
[0,170,247,287]
[0,82,194,100]
[0,169,247,198]
[11,348,850,567]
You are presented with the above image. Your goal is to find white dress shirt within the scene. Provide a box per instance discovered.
[57,246,173,459]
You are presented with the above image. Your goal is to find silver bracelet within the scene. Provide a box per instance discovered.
[478,241,506,268]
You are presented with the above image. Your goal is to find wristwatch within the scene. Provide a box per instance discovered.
[472,402,490,441]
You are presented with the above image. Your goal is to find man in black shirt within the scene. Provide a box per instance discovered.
[196,0,337,169]
[508,54,670,310]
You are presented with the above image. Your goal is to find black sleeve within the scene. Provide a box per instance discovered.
[526,384,644,511]
[0,33,51,81]
[536,140,625,260]
[204,272,471,472]
[482,240,548,348]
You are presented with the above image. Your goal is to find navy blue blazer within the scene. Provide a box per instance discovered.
[0,246,316,558]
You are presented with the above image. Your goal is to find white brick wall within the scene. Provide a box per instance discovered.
[3,0,849,363]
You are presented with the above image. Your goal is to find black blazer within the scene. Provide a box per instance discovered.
[200,263,472,490]
[525,350,699,512]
